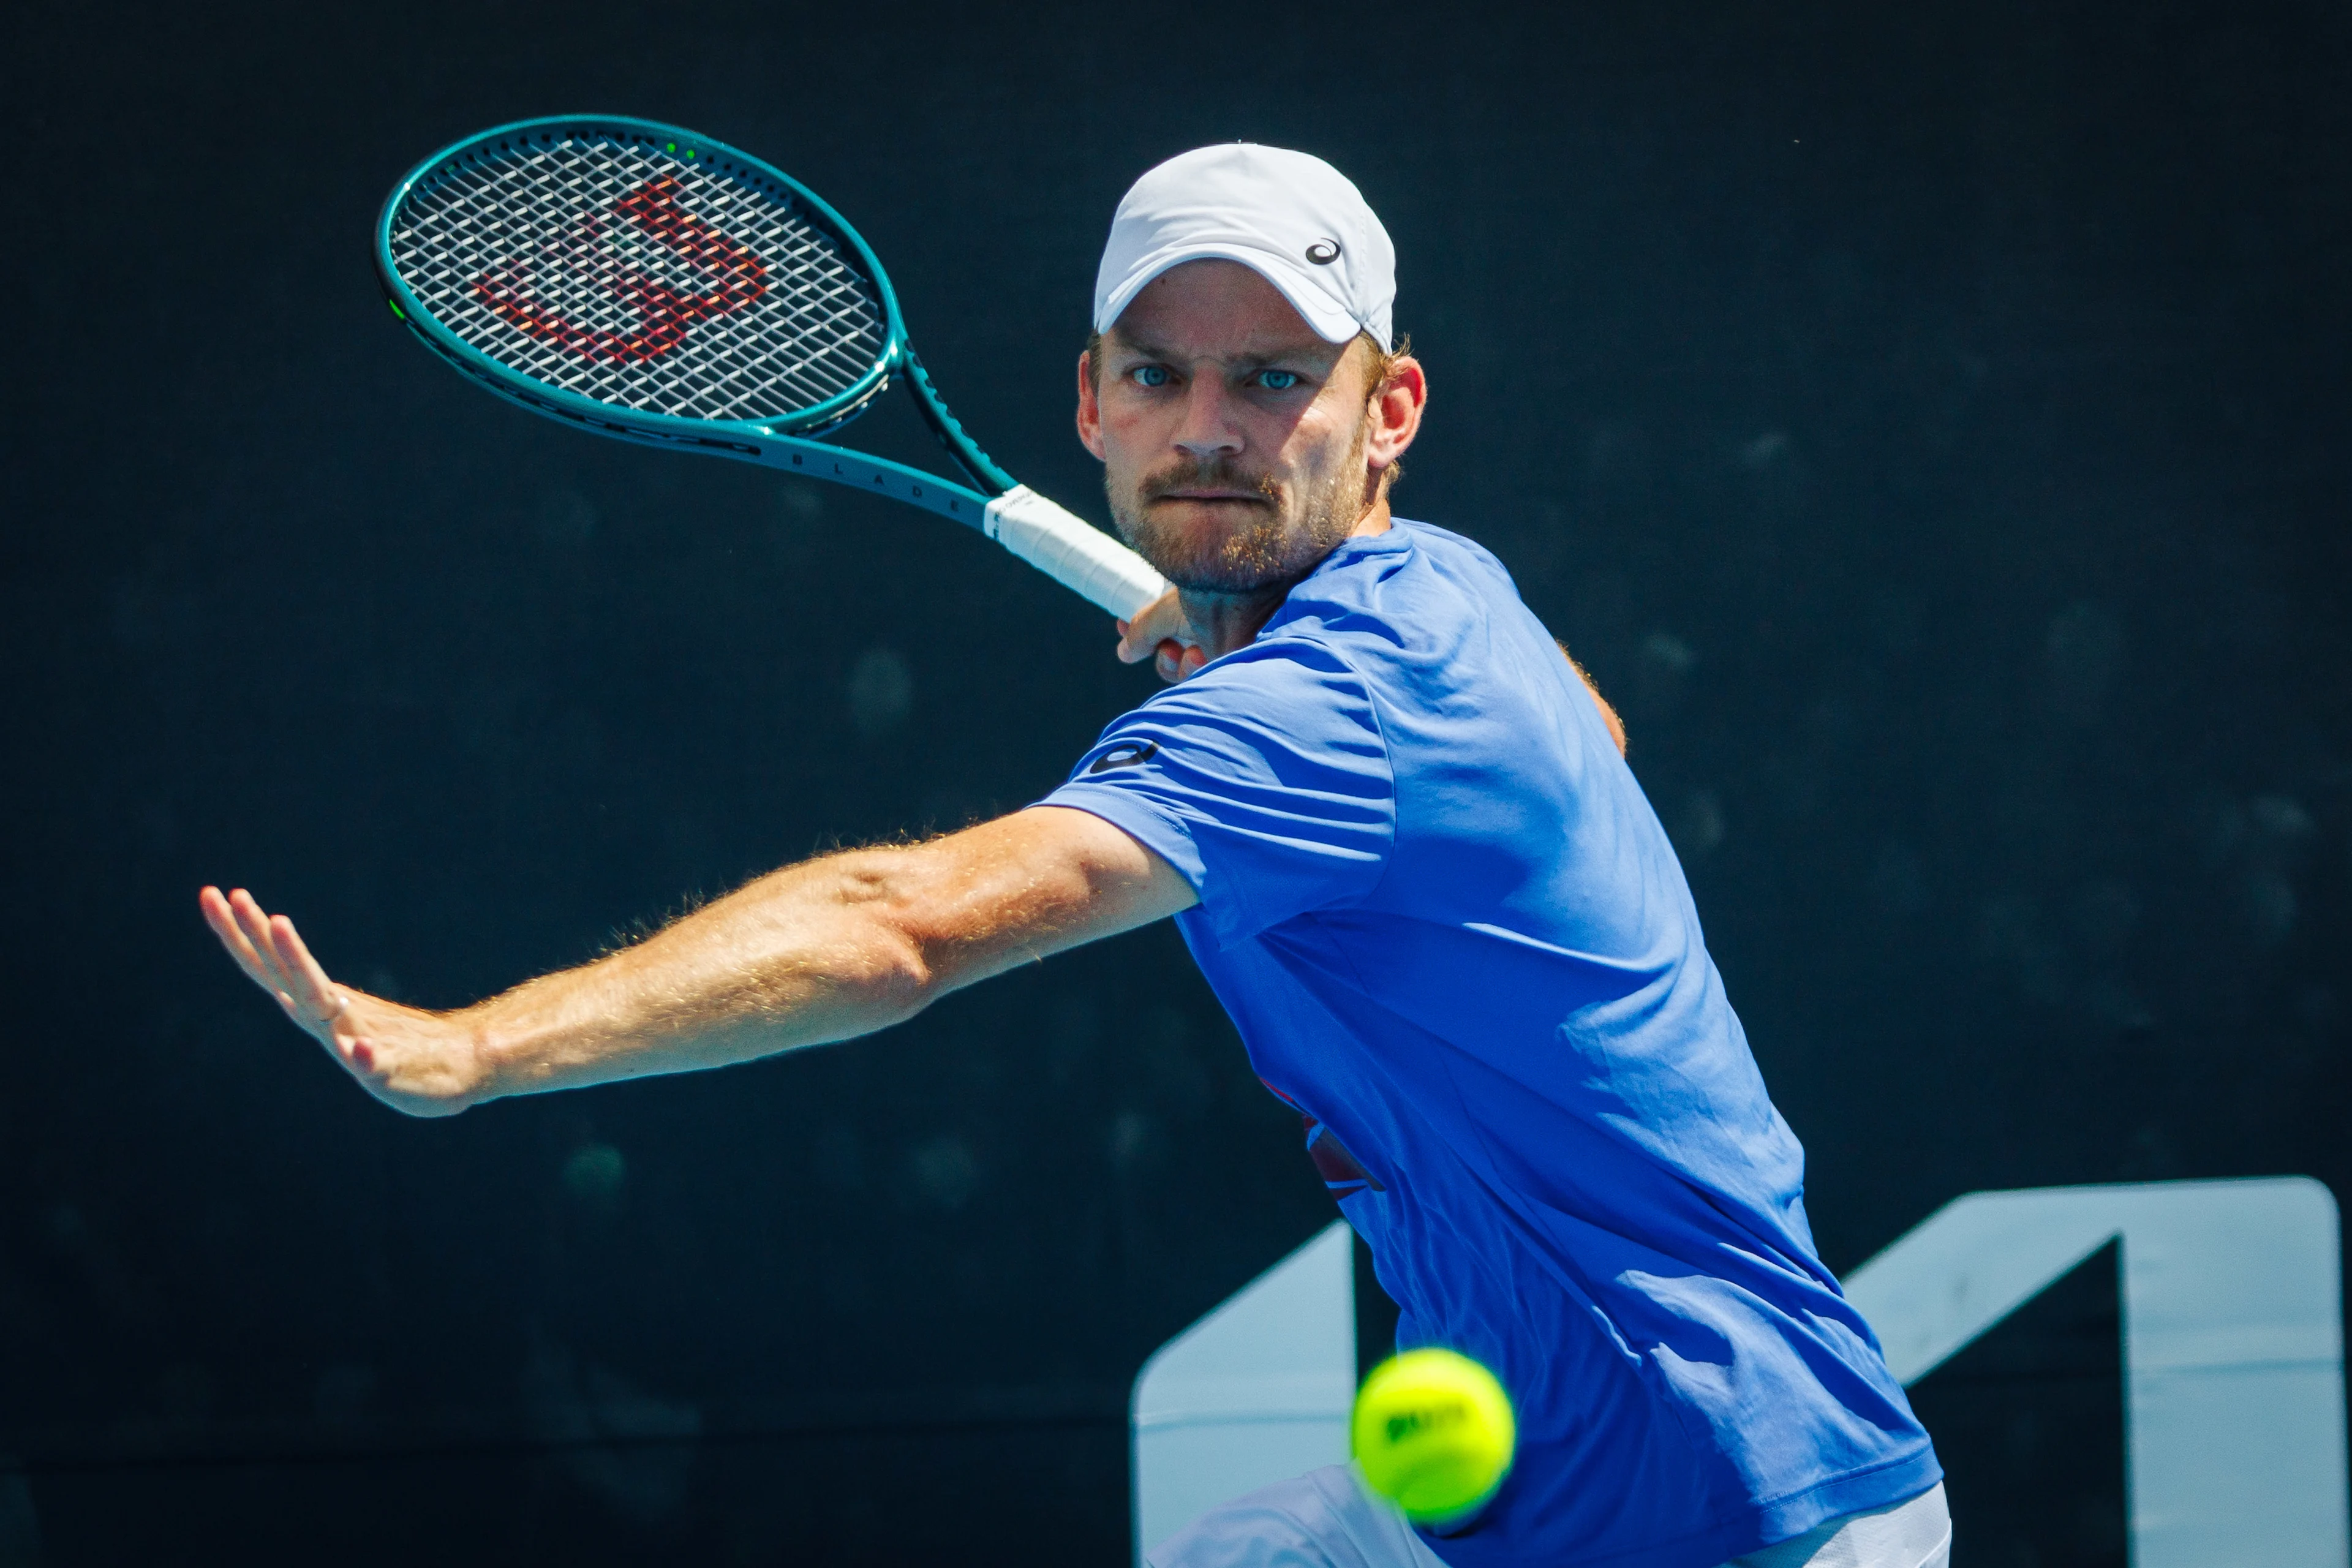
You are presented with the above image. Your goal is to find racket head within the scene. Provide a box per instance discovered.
[376,116,906,444]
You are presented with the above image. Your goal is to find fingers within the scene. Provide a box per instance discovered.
[267,914,348,1023]
[200,886,290,998]
[200,886,415,1096]
[1117,588,1188,663]
[1118,590,1210,684]
[227,889,301,1000]
[1153,640,1207,684]
[200,886,349,1036]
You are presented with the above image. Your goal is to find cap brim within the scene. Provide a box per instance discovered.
[1095,241,1365,345]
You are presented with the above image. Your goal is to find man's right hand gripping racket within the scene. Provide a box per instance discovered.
[375,115,1169,620]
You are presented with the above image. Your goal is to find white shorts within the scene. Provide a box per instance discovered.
[1146,1468,1951,1568]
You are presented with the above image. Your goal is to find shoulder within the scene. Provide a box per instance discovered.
[1378,519,1524,608]
[1389,517,1515,575]
[1103,521,1526,741]
[1278,520,1522,641]
[1245,521,1532,701]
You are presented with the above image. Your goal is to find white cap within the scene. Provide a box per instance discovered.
[1092,144,1396,350]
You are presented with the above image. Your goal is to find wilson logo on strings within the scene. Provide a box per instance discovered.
[475,177,767,364]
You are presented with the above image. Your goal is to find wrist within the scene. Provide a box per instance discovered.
[456,1003,522,1107]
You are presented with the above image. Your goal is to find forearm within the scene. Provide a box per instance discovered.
[204,808,1187,1118]
[460,850,937,1102]
[453,807,1188,1105]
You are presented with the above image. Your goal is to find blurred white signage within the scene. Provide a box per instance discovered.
[1132,1178,2350,1567]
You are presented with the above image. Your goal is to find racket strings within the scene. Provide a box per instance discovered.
[388,135,888,423]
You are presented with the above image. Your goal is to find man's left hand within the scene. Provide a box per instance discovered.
[1116,588,1207,684]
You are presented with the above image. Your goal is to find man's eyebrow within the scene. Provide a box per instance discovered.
[1225,347,1328,371]
[1105,336,1335,369]
[1106,333,1179,363]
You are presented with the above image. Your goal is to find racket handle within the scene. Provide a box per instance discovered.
[983,486,1170,621]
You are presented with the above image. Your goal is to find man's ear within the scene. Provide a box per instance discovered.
[1365,353,1427,472]
[1075,349,1107,460]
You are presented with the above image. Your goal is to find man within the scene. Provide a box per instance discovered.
[203,145,1947,1567]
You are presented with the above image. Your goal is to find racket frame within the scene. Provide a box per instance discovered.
[373,115,1016,532]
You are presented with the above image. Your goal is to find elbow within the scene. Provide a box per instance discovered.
[824,857,948,1022]
[851,923,940,1027]
[820,839,1049,1023]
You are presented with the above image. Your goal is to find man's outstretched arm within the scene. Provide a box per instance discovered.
[200,807,1194,1118]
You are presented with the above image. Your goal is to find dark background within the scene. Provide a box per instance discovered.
[3,0,2346,1561]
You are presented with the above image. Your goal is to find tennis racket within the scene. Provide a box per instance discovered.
[374,115,1168,619]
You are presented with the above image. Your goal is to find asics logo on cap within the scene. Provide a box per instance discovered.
[1305,239,1341,265]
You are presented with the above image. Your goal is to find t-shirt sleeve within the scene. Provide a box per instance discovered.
[1040,638,1395,949]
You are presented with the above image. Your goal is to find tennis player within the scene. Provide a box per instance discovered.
[203,145,1948,1568]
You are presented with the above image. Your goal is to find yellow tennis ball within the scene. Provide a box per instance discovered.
[1351,1347,1517,1525]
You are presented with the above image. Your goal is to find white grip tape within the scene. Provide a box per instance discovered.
[982,485,1169,621]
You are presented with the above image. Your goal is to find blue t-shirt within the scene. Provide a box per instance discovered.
[1044,520,1939,1567]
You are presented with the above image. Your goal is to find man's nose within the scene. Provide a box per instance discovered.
[1172,375,1243,460]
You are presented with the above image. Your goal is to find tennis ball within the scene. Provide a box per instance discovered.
[1351,1347,1517,1525]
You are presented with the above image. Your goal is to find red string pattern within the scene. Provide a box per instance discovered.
[473,178,769,364]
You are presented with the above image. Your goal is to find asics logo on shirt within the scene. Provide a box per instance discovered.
[1088,741,1159,774]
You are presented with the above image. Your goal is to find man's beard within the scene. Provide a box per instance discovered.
[1107,421,1370,595]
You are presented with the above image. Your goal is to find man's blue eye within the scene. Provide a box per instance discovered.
[1131,366,1171,388]
[1259,369,1302,391]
